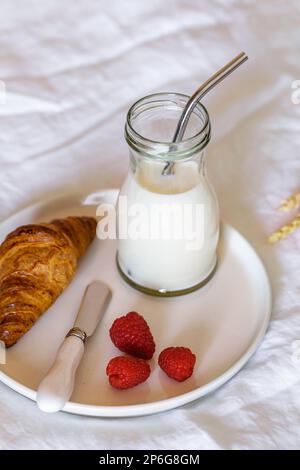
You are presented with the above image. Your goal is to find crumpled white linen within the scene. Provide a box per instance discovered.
[0,0,300,450]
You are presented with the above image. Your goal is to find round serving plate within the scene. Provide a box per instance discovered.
[0,189,272,418]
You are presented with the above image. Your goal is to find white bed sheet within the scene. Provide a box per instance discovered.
[0,0,300,450]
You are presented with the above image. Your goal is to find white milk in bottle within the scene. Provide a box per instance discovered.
[116,93,219,296]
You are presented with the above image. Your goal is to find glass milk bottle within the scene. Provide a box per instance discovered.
[116,93,219,296]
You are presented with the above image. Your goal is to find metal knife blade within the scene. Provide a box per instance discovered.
[74,281,111,337]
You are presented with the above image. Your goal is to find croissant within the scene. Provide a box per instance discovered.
[0,216,97,348]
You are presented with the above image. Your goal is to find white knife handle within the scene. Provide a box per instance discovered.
[37,336,84,413]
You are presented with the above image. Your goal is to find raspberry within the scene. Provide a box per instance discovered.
[106,356,151,389]
[158,347,196,382]
[109,311,155,360]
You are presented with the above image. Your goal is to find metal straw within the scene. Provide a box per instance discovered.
[162,51,248,175]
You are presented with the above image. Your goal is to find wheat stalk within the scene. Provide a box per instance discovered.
[269,213,300,243]
[279,191,300,211]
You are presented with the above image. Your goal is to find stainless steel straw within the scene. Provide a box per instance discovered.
[163,52,248,175]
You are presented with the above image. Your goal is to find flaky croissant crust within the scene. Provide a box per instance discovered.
[0,216,96,347]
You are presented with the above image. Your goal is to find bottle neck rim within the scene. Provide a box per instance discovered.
[125,92,211,161]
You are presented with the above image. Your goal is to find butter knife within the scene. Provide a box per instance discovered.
[37,281,111,413]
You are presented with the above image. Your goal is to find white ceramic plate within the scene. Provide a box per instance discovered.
[0,190,271,417]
